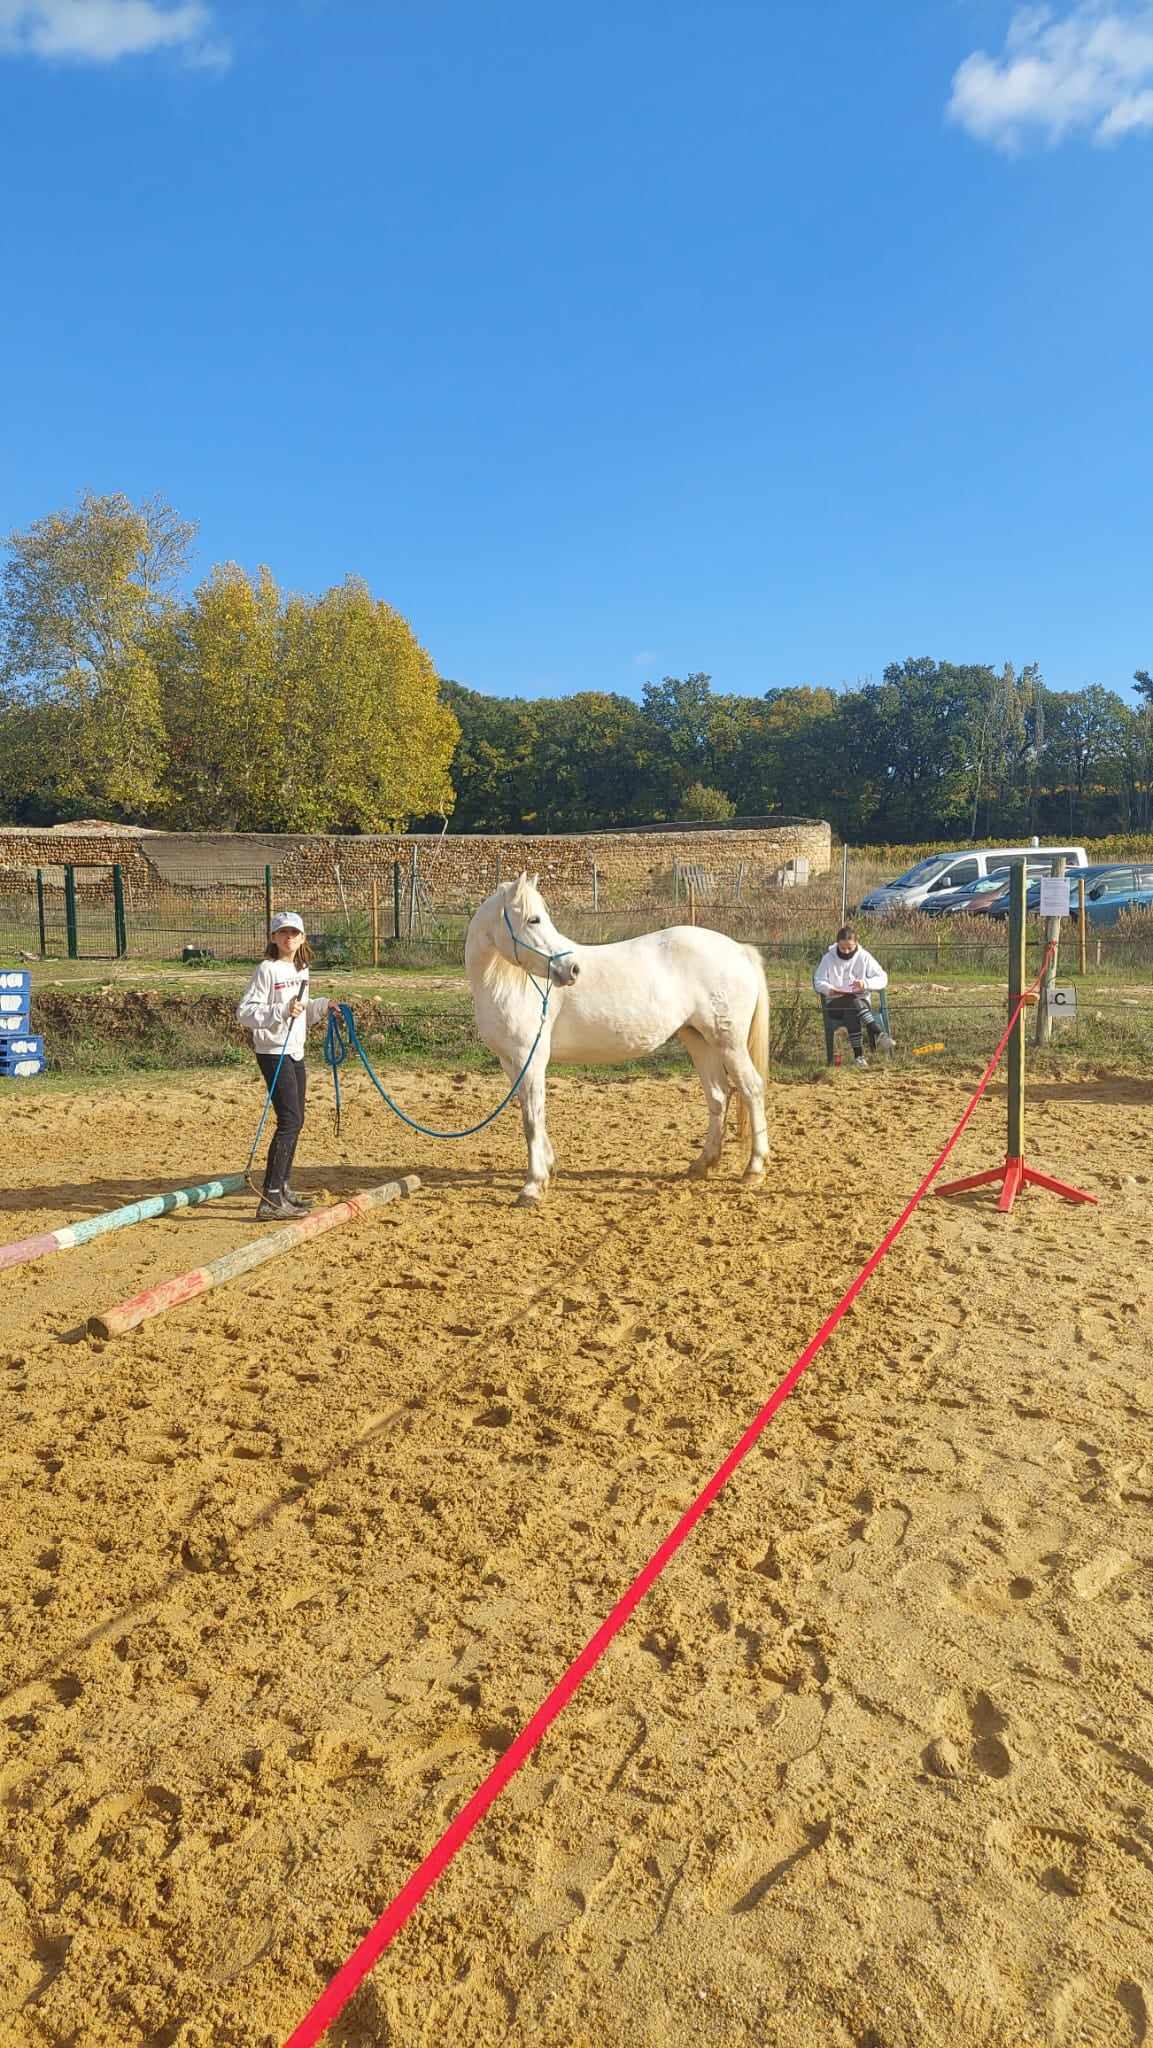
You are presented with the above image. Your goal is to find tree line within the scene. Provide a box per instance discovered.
[2,492,1150,842]
[444,662,1153,840]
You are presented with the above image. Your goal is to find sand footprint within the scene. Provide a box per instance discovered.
[1052,1973,1147,2045]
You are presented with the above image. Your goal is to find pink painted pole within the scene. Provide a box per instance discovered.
[87,1177,420,1339]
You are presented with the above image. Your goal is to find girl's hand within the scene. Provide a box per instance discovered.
[327,1000,343,1016]
[287,1000,304,1019]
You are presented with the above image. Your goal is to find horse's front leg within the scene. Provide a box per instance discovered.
[500,1049,553,1204]
[516,1064,553,1204]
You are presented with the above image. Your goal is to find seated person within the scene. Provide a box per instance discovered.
[813,925,894,1067]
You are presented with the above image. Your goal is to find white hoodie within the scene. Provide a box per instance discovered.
[812,941,888,1000]
[237,958,329,1058]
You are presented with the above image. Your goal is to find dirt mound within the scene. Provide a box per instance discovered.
[29,992,476,1074]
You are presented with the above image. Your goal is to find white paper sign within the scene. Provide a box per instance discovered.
[1039,877,1070,917]
[1049,983,1077,1017]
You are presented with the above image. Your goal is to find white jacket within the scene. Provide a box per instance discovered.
[812,942,888,1000]
[237,959,329,1058]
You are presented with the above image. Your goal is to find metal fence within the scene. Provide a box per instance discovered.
[4,853,1153,978]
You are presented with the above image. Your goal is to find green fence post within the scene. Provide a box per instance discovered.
[36,869,47,957]
[393,859,401,942]
[113,864,127,958]
[64,865,79,960]
[264,865,273,941]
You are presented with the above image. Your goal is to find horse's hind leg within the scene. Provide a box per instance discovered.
[677,1026,730,1177]
[719,1041,769,1182]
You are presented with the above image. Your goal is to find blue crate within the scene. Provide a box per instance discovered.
[0,1034,43,1060]
[0,971,35,1063]
[0,1054,45,1078]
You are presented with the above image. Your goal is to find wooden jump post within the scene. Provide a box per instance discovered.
[0,1175,246,1275]
[87,1175,420,1339]
[935,863,1095,1216]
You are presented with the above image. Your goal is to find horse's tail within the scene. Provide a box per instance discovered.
[737,945,770,1162]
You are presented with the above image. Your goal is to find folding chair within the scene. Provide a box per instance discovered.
[820,991,892,1066]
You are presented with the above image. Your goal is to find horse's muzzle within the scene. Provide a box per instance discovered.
[554,959,580,985]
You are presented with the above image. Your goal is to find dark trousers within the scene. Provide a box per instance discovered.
[824,994,881,1056]
[255,1053,307,1194]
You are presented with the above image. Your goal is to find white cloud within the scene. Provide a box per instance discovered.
[948,3,1153,149]
[0,0,229,67]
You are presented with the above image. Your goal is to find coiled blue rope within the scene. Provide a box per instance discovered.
[323,996,550,1140]
[322,912,573,1141]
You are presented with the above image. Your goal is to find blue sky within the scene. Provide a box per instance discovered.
[2,0,1150,703]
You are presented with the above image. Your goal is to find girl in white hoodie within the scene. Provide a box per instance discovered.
[238,911,340,1219]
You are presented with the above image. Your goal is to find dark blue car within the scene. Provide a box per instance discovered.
[987,863,1146,921]
[1082,868,1153,927]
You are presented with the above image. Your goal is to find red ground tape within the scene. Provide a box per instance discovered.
[282,972,1046,2048]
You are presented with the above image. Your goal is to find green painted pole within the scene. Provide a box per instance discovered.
[393,858,402,941]
[0,1174,246,1274]
[113,863,127,958]
[36,869,47,957]
[264,864,273,941]
[64,865,79,960]
[1007,862,1026,1162]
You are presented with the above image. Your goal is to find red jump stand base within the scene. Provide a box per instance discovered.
[935,1153,1096,1216]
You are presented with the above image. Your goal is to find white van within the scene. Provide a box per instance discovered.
[859,844,1088,917]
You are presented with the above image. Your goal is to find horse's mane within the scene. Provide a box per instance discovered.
[475,875,539,1005]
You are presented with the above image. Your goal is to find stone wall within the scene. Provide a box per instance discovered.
[0,819,831,909]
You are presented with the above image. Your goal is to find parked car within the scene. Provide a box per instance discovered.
[859,844,1088,917]
[932,859,1082,921]
[1027,862,1125,913]
[988,863,1153,921]
[919,871,1017,918]
[1083,870,1153,927]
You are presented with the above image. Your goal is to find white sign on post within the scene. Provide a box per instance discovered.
[1049,983,1077,1022]
[1039,876,1070,917]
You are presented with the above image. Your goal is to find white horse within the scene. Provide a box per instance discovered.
[465,874,770,1203]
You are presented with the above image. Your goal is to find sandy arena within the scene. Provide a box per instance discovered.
[2,1062,1152,2048]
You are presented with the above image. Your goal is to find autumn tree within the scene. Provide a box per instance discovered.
[0,491,193,820]
[155,564,284,828]
[158,572,457,832]
[280,578,458,831]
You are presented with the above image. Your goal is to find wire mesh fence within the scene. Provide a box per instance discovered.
[4,850,1153,979]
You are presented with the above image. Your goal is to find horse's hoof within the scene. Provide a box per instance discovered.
[515,1189,543,1207]
[686,1158,716,1179]
[741,1163,766,1185]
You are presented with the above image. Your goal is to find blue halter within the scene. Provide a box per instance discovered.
[502,905,574,1002]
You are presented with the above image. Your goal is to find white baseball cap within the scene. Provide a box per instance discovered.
[269,910,305,935]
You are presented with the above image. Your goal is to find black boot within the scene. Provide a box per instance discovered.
[256,1190,299,1221]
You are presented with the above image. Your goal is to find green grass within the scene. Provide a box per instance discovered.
[13,957,1153,1084]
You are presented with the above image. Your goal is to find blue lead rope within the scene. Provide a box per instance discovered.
[323,997,550,1141]
[321,913,573,1142]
